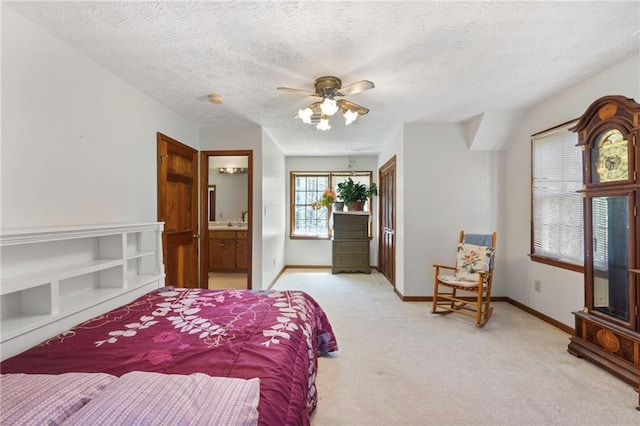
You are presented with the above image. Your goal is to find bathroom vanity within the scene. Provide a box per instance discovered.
[208,223,248,272]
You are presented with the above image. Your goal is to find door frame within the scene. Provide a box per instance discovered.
[208,185,217,221]
[199,150,253,289]
[378,155,397,288]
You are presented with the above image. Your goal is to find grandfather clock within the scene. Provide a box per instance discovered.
[567,95,640,386]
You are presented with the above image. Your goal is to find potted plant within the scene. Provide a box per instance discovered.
[311,187,337,210]
[336,178,378,211]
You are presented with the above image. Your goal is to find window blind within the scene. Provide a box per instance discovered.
[531,121,584,265]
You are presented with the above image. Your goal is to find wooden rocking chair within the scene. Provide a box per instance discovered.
[432,231,497,328]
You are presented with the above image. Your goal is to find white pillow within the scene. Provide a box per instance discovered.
[0,372,116,425]
[455,242,495,282]
[64,372,260,426]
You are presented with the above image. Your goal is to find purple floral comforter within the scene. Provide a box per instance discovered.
[1,288,338,426]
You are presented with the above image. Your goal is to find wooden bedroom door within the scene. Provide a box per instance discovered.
[157,133,199,288]
[378,156,396,288]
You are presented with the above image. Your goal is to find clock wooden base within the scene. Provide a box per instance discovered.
[568,310,640,387]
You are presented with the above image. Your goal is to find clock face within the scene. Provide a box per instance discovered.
[593,129,628,183]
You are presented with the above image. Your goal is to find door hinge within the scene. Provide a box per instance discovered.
[635,205,637,217]
[159,154,168,164]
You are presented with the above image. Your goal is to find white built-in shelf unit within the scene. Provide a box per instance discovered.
[0,222,165,360]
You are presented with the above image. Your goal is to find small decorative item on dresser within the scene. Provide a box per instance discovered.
[311,188,337,210]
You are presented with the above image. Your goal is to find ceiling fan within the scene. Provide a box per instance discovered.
[277,76,374,130]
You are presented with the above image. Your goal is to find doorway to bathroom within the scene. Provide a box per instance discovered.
[200,150,253,290]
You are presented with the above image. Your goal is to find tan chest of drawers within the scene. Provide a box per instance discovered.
[332,212,370,274]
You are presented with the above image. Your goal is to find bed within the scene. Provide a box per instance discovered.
[0,287,338,425]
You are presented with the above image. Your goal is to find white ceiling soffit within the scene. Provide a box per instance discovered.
[6,1,640,156]
[464,110,526,151]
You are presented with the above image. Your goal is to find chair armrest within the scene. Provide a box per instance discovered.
[478,270,493,284]
[433,264,456,271]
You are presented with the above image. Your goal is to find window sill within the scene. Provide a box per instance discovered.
[529,254,584,273]
[289,235,374,241]
[289,235,331,240]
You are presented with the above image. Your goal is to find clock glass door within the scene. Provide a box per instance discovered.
[591,195,629,322]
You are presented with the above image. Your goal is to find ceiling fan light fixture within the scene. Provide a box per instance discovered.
[320,98,339,116]
[316,116,331,131]
[278,75,374,131]
[344,109,358,125]
[297,107,313,124]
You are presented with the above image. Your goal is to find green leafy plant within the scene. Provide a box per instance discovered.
[336,178,378,204]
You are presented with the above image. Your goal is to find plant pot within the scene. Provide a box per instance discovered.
[346,201,366,211]
[333,201,344,211]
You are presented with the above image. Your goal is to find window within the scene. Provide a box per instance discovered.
[531,120,584,271]
[290,171,373,239]
[291,173,330,238]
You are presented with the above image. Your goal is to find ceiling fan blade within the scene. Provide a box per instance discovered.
[276,86,318,96]
[338,99,369,115]
[337,80,375,96]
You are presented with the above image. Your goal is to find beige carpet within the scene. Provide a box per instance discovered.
[273,268,639,425]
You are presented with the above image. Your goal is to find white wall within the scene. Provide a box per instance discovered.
[401,123,504,297]
[1,5,199,229]
[505,54,640,327]
[285,156,379,266]
[199,126,271,289]
[261,130,287,286]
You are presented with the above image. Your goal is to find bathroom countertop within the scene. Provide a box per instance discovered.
[209,223,248,231]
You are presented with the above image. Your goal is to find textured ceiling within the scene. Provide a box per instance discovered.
[6,1,640,155]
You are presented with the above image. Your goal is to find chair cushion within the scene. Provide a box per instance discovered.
[454,242,495,281]
[437,274,481,288]
[464,234,494,247]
